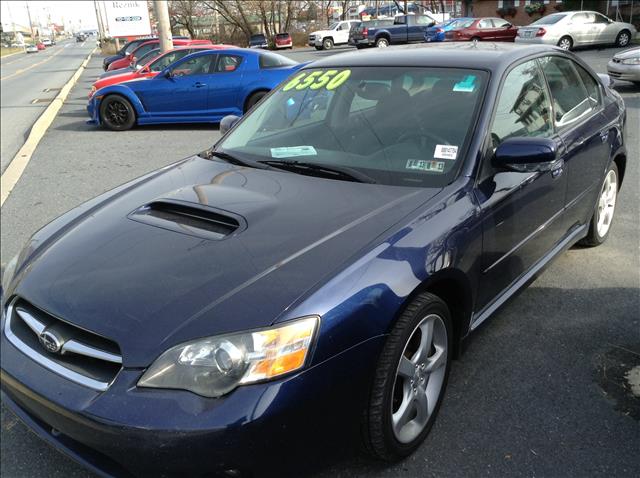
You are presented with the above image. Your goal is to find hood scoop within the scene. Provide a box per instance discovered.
[128,199,246,240]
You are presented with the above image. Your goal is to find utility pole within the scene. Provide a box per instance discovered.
[25,1,35,41]
[153,0,173,53]
[94,0,105,43]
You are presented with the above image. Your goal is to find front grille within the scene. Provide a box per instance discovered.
[609,71,622,78]
[308,35,315,42]
[612,58,621,63]
[4,298,122,391]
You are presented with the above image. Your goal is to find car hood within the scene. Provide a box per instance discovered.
[614,47,640,60]
[14,156,439,366]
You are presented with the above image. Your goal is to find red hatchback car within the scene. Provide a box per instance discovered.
[445,17,518,42]
[107,39,212,71]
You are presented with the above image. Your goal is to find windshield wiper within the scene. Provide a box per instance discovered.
[206,150,270,169]
[259,160,377,184]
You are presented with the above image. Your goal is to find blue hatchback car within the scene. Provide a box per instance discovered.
[2,44,627,476]
[87,49,303,130]
[425,17,474,42]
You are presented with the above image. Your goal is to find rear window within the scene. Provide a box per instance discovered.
[531,13,566,25]
[276,33,290,39]
[259,52,297,69]
[251,35,266,41]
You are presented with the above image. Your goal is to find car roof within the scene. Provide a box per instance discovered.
[306,43,560,71]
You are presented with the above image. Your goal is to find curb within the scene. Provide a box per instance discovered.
[0,48,97,207]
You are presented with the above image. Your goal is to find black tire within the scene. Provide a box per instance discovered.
[244,91,267,113]
[615,30,631,48]
[363,292,453,461]
[355,44,366,50]
[99,95,135,131]
[314,45,323,51]
[375,37,389,48]
[557,35,573,50]
[322,38,334,50]
[579,161,619,247]
[471,36,481,42]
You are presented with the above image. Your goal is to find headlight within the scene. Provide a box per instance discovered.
[138,316,319,397]
[621,57,640,65]
[1,253,19,295]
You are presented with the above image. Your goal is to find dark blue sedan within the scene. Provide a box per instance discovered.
[2,44,627,476]
[87,48,302,130]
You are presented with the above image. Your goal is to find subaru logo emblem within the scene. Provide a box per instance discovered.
[39,329,63,354]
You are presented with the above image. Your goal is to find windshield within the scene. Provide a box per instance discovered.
[531,13,566,25]
[328,22,339,30]
[124,40,143,55]
[217,67,487,188]
[135,48,161,67]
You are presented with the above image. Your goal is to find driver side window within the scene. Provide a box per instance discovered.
[491,60,553,147]
[170,55,216,77]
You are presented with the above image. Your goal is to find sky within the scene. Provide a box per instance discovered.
[1,1,98,32]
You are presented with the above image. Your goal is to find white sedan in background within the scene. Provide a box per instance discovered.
[516,11,636,50]
[607,47,640,85]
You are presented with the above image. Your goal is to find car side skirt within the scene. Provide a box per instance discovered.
[470,223,587,331]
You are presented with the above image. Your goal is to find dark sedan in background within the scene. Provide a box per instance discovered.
[1,44,627,476]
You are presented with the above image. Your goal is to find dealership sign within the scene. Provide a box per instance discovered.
[104,1,151,37]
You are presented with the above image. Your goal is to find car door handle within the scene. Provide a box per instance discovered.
[194,82,206,88]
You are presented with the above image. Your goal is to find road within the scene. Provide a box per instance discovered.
[0,44,638,478]
[0,39,95,173]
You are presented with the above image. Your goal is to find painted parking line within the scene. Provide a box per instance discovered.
[0,47,65,81]
[0,48,96,206]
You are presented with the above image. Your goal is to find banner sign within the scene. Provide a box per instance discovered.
[104,1,151,37]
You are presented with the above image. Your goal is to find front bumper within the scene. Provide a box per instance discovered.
[1,319,384,476]
[86,98,100,125]
[607,60,640,82]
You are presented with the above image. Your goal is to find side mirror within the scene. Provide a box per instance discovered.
[164,69,174,79]
[220,115,241,135]
[494,137,560,173]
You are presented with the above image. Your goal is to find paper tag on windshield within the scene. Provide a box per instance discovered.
[453,75,476,92]
[406,160,445,173]
[434,144,458,161]
[270,146,317,158]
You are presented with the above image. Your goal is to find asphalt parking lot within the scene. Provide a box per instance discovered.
[0,43,639,478]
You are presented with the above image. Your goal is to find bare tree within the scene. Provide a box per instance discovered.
[169,0,206,38]
[202,0,256,43]
[339,0,350,20]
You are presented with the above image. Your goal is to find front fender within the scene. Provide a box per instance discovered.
[278,179,482,366]
[93,84,146,119]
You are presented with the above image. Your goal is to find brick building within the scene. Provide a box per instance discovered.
[467,1,565,26]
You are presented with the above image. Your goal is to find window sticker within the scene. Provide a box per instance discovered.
[434,144,458,160]
[405,159,445,173]
[282,69,351,92]
[453,75,476,92]
[270,146,318,158]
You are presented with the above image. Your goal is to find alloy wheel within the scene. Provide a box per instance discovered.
[558,38,572,50]
[391,313,448,444]
[596,169,617,237]
[106,101,129,126]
